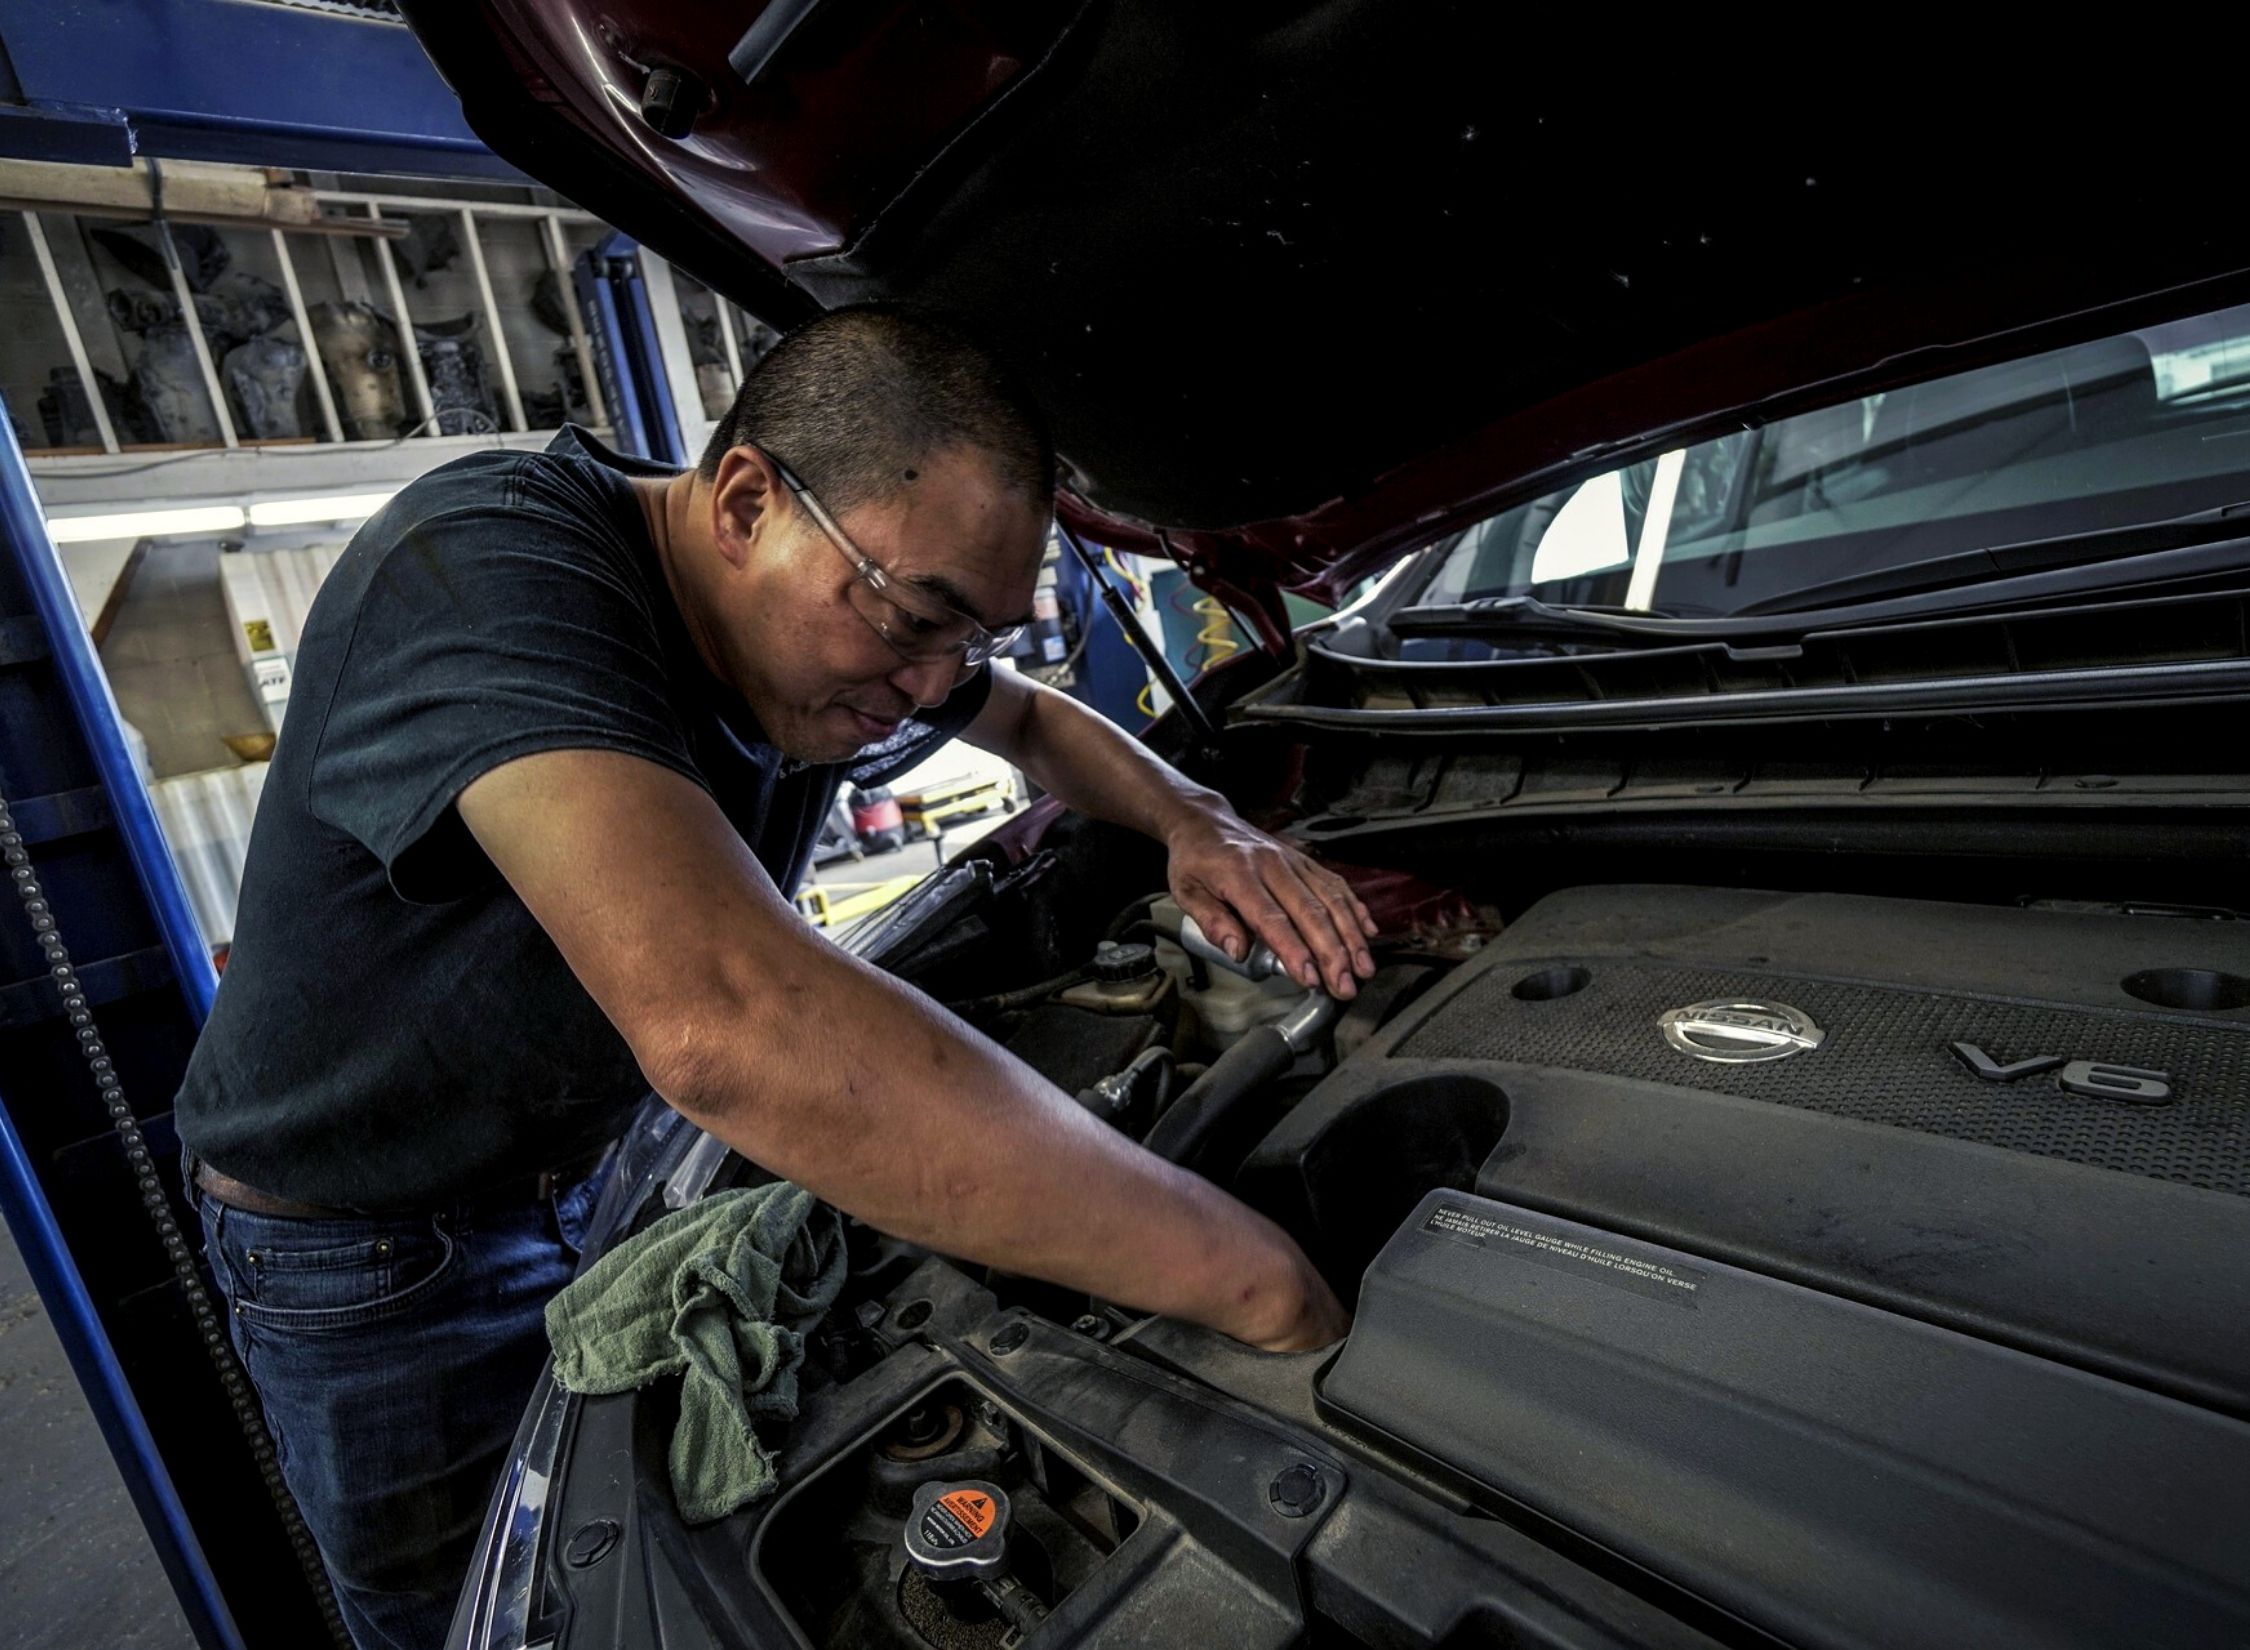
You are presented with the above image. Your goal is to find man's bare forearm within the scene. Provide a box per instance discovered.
[462,748,1346,1350]
[969,669,1224,842]
[659,925,1338,1347]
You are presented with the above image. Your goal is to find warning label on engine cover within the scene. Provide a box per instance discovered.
[1423,1202,1705,1309]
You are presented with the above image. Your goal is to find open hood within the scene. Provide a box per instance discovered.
[400,4,2250,637]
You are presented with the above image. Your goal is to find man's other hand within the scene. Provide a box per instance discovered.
[1163,807,1377,999]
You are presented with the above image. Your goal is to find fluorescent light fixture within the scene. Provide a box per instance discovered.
[46,505,247,544]
[246,491,396,528]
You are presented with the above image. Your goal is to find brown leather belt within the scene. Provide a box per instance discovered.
[190,1154,603,1221]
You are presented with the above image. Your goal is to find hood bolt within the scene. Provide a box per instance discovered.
[640,67,705,139]
[1268,1462,1326,1518]
[564,1518,620,1568]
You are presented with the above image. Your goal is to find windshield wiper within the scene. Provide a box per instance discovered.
[1380,501,2250,648]
[1386,596,1720,647]
[1733,497,2250,616]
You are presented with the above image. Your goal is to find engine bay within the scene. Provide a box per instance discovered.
[517,835,2250,1650]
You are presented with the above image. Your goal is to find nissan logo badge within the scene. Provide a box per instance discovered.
[1660,1000,1825,1063]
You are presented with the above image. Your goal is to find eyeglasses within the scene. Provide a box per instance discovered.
[761,448,1027,668]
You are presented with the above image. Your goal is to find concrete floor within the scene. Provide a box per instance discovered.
[0,1220,196,1650]
[806,832,942,889]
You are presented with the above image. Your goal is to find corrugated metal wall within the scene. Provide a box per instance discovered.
[148,760,268,952]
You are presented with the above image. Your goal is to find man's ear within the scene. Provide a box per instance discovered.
[708,445,781,570]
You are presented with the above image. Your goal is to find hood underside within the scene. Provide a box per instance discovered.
[402,4,2250,621]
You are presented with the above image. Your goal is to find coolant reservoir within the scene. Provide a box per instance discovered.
[1150,896,1308,1051]
[1055,941,1176,1016]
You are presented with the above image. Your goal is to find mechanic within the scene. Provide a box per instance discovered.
[175,304,1368,1650]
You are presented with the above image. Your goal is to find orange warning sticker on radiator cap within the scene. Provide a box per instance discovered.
[937,1488,997,1539]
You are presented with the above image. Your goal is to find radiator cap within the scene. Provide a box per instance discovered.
[903,1479,1010,1580]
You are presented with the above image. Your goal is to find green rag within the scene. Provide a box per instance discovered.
[545,1182,846,1523]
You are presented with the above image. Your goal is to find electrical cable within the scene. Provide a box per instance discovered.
[0,791,354,1647]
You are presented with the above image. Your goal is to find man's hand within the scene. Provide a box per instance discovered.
[1164,805,1377,998]
[1242,1244,1354,1352]
[965,673,1380,998]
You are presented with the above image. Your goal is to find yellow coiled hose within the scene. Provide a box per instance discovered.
[1135,584,1242,719]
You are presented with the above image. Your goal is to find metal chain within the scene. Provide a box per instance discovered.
[0,791,354,1649]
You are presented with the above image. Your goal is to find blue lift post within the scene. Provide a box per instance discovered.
[0,229,693,1650]
[0,419,321,1645]
[575,233,689,467]
[0,3,533,1639]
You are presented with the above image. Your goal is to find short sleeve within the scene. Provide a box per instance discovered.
[846,664,994,788]
[307,472,704,902]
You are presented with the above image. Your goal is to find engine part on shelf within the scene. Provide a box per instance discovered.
[102,266,298,441]
[696,361,735,419]
[391,214,459,284]
[531,268,575,336]
[414,316,499,435]
[308,301,406,439]
[132,322,224,444]
[525,343,596,426]
[521,386,565,429]
[222,335,309,440]
[106,275,290,353]
[207,272,292,344]
[682,299,727,367]
[106,287,180,333]
[36,364,129,449]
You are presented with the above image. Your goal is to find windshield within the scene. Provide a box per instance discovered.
[1417,300,2250,618]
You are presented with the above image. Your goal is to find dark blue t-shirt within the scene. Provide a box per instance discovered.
[175,427,989,1209]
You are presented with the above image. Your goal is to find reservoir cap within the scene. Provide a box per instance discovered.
[903,1479,1011,1579]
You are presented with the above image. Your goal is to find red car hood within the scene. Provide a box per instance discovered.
[401,5,2250,644]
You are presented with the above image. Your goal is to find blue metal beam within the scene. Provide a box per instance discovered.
[606,236,689,469]
[575,235,689,467]
[0,1101,243,1650]
[0,410,237,1646]
[0,417,215,1021]
[0,0,523,181]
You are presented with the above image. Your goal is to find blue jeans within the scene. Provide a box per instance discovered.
[193,1163,609,1650]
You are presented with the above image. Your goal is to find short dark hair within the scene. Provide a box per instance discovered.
[697,303,1054,513]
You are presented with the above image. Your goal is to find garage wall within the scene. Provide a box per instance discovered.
[96,538,266,778]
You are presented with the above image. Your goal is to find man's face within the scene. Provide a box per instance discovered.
[703,444,1046,764]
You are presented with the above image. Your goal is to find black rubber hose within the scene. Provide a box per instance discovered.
[1140,1025,1297,1175]
[942,966,1091,1016]
[1103,891,1164,942]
